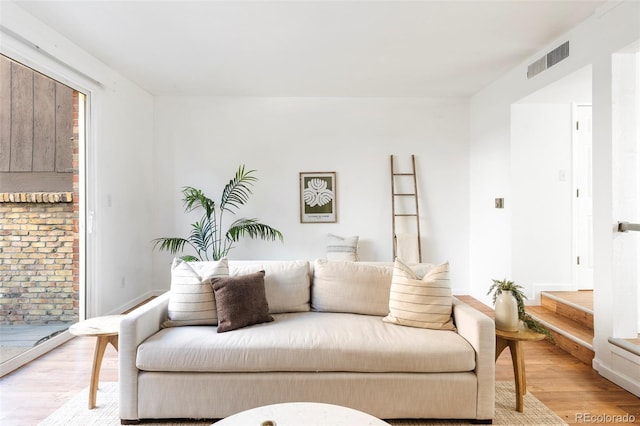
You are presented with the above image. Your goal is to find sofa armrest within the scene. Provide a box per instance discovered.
[119,291,170,421]
[453,297,495,420]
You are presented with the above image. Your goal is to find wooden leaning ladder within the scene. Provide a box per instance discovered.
[390,154,422,262]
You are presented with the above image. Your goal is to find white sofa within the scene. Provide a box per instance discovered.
[119,259,495,424]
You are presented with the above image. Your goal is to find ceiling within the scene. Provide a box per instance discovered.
[10,0,606,97]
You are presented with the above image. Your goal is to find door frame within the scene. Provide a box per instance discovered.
[572,103,594,291]
[0,33,96,376]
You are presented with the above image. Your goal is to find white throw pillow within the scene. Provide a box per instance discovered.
[326,234,359,261]
[383,258,456,330]
[162,258,229,327]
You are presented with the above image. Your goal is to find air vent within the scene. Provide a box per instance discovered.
[527,57,547,79]
[527,41,570,79]
[547,41,570,67]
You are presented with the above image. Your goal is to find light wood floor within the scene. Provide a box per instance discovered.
[0,296,639,426]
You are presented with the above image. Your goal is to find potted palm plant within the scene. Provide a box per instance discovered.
[153,165,283,261]
[487,279,553,340]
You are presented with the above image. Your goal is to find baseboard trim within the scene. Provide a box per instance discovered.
[593,357,640,397]
[108,290,157,316]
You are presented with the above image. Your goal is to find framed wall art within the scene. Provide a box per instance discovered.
[299,172,337,223]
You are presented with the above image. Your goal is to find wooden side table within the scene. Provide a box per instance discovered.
[495,326,546,412]
[69,315,123,409]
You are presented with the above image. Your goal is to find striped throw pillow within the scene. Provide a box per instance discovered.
[383,258,455,330]
[162,258,229,327]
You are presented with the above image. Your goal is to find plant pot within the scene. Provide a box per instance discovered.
[494,291,519,332]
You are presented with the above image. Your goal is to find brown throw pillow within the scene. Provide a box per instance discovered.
[210,271,274,333]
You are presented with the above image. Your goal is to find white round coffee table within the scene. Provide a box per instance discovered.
[214,402,390,426]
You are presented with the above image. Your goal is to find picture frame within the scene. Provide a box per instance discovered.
[299,172,337,223]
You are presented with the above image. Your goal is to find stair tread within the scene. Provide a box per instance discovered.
[542,290,593,312]
[624,334,640,346]
[527,306,594,346]
[540,291,594,331]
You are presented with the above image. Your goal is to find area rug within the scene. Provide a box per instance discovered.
[39,382,567,426]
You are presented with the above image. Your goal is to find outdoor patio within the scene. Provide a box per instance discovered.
[0,324,71,363]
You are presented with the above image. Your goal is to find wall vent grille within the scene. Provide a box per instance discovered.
[527,41,570,79]
[547,41,570,67]
[527,57,547,79]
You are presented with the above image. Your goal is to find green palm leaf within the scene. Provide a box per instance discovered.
[153,165,283,261]
[226,218,284,243]
[189,219,215,259]
[151,237,192,255]
[180,255,200,262]
[220,165,257,213]
[182,186,216,219]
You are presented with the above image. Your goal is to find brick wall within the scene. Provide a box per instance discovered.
[0,193,78,325]
[0,76,80,326]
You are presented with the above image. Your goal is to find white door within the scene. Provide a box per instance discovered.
[574,105,594,290]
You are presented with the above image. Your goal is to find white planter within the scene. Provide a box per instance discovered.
[494,291,519,332]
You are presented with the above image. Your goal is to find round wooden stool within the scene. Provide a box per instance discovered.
[69,315,123,409]
[496,325,546,412]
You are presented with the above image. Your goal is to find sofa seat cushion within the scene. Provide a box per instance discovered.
[136,312,475,374]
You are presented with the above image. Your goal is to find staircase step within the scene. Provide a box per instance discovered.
[540,291,593,331]
[609,336,640,357]
[527,305,594,365]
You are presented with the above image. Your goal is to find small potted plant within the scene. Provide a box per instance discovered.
[487,279,553,340]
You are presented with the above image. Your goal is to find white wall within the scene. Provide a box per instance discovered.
[0,2,156,317]
[612,50,639,338]
[469,0,640,395]
[92,79,154,316]
[152,97,470,292]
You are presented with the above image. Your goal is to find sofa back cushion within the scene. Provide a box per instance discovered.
[229,260,311,313]
[311,259,437,316]
[311,259,395,316]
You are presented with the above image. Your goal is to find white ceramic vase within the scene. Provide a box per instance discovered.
[494,291,519,332]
